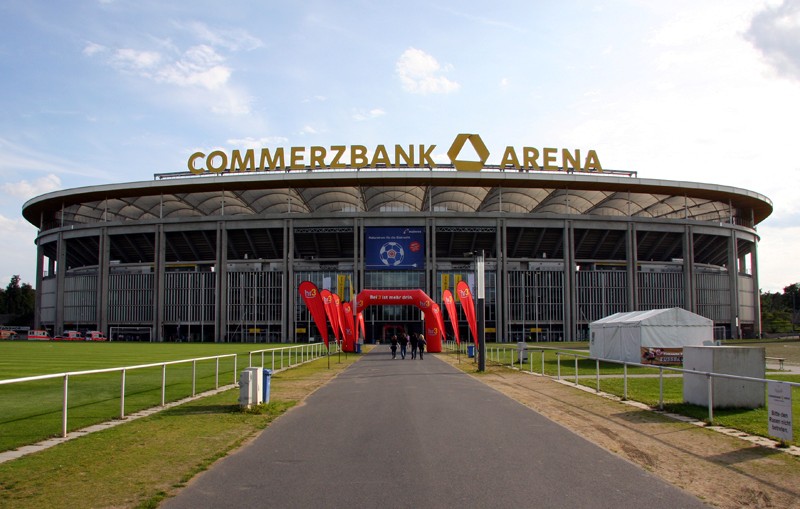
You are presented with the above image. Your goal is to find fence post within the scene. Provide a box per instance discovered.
[215,357,219,389]
[623,363,628,400]
[541,350,545,376]
[272,350,275,373]
[192,360,196,397]
[557,352,561,380]
[707,374,714,423]
[161,364,166,406]
[596,359,600,393]
[120,369,126,419]
[574,355,579,386]
[658,366,664,410]
[62,374,69,438]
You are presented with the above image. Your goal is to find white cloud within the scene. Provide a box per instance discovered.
[1,174,62,200]
[395,48,460,94]
[299,125,318,135]
[0,214,39,287]
[226,136,290,150]
[112,48,162,70]
[91,33,253,115]
[352,108,386,121]
[746,0,800,80]
[82,42,106,57]
[756,224,800,291]
[178,21,264,52]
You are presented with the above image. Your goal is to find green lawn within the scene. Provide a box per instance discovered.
[0,342,328,452]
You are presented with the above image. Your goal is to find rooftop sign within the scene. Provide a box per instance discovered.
[186,133,603,174]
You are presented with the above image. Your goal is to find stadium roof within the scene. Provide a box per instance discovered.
[23,167,772,229]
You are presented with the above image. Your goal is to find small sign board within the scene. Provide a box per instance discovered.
[767,381,793,442]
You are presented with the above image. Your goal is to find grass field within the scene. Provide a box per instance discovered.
[0,353,359,509]
[0,342,329,452]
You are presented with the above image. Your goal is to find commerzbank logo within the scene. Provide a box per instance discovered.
[447,133,490,172]
[187,133,602,174]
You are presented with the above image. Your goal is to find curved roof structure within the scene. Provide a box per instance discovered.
[22,166,772,230]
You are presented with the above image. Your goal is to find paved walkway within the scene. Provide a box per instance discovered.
[163,346,706,508]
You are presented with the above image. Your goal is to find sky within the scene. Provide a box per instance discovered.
[0,0,799,292]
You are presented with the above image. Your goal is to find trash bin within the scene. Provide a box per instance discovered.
[262,369,272,403]
[468,345,475,358]
[355,343,362,353]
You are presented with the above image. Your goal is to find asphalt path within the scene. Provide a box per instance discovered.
[163,346,707,509]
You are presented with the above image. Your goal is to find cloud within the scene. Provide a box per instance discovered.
[177,21,264,52]
[746,0,800,80]
[226,136,290,150]
[0,214,38,287]
[1,174,62,200]
[82,42,106,57]
[352,108,386,121]
[0,138,106,180]
[85,24,261,115]
[112,48,162,70]
[395,48,460,94]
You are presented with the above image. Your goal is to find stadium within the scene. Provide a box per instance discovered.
[21,134,773,344]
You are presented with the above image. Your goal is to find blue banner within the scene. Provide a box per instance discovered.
[365,227,425,270]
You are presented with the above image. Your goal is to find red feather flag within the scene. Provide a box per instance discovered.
[298,281,329,348]
[456,280,478,348]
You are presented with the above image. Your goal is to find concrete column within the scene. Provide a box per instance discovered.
[626,222,638,311]
[728,230,740,339]
[55,232,66,335]
[215,223,228,342]
[34,240,44,330]
[497,218,507,342]
[286,219,294,344]
[751,236,761,338]
[154,225,165,342]
[98,228,110,334]
[562,221,575,341]
[683,225,695,313]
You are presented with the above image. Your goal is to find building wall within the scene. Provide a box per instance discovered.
[34,213,761,342]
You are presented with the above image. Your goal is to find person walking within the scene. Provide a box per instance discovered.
[390,334,398,359]
[398,332,409,359]
[409,332,418,359]
[418,334,426,360]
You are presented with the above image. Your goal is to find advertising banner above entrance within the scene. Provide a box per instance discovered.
[365,227,425,270]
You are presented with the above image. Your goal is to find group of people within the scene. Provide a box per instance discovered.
[389,331,426,360]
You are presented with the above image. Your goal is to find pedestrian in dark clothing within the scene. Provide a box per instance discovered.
[399,333,408,359]
[418,334,426,359]
[409,332,418,359]
[390,335,398,359]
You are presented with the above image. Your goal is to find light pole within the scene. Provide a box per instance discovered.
[476,250,486,372]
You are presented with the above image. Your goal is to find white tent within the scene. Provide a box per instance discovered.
[589,308,713,364]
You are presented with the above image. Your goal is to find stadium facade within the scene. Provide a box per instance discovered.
[21,136,773,343]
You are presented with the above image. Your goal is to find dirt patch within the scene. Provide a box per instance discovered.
[438,355,800,509]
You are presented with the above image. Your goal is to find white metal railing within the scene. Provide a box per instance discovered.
[0,354,237,439]
[443,341,799,431]
[247,341,336,371]
[531,347,799,425]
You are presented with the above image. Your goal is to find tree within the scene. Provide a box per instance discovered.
[0,275,36,327]
[760,283,800,334]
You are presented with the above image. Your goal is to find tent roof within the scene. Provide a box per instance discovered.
[591,308,713,327]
